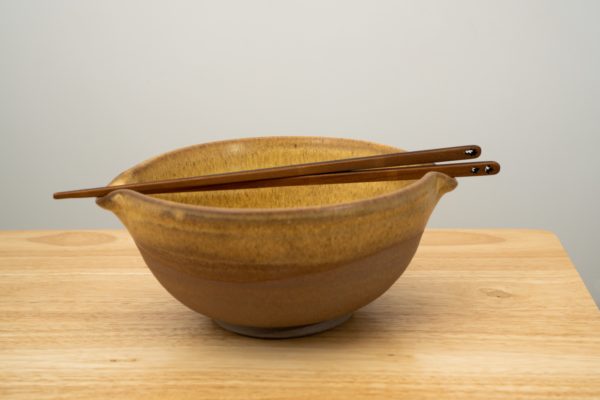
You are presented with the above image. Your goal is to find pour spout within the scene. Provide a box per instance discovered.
[95,189,129,213]
[430,172,458,199]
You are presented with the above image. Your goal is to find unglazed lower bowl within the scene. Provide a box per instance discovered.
[97,137,457,338]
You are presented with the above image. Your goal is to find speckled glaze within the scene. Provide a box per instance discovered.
[97,137,457,334]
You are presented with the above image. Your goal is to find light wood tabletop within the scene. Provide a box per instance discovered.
[1,229,599,399]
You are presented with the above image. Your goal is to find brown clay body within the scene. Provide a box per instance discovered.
[97,137,457,330]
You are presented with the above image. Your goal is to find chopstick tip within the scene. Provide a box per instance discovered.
[464,145,481,158]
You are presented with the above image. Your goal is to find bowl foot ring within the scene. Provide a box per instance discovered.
[214,313,352,339]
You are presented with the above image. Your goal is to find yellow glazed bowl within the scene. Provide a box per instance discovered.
[97,137,457,338]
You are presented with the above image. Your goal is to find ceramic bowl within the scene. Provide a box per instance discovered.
[97,137,457,338]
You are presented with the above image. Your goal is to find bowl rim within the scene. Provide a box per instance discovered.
[100,136,457,219]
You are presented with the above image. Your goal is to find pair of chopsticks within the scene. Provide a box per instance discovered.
[53,145,500,200]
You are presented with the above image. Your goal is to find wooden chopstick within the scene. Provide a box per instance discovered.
[134,161,501,194]
[53,145,482,199]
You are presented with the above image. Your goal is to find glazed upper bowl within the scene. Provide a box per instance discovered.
[97,137,457,337]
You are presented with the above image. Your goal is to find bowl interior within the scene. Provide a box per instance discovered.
[111,137,416,209]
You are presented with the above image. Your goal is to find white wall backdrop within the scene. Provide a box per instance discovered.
[1,0,599,304]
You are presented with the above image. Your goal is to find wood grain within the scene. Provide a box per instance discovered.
[1,229,599,399]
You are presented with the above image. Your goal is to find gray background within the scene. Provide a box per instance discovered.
[1,1,599,305]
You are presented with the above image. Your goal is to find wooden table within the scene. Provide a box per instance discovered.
[1,229,599,399]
